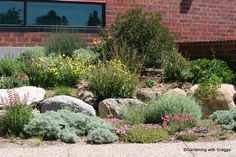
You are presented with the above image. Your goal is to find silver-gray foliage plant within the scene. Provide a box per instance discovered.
[87,128,118,144]
[24,109,114,143]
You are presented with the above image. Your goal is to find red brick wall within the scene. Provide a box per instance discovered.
[1,0,236,67]
[1,0,236,46]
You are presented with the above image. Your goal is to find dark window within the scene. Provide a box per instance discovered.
[27,2,103,27]
[0,1,24,25]
[0,0,105,32]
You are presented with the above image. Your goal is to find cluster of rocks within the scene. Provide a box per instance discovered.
[0,83,235,118]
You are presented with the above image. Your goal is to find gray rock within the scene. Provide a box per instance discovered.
[39,95,96,116]
[165,88,186,96]
[0,86,45,106]
[188,84,236,118]
[99,98,143,118]
[136,88,161,101]
[77,90,97,107]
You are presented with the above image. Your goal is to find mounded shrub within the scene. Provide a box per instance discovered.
[27,54,92,88]
[24,109,115,143]
[120,93,202,124]
[18,47,46,62]
[88,59,138,101]
[95,8,175,69]
[145,94,202,123]
[210,108,236,130]
[87,128,118,144]
[44,31,85,57]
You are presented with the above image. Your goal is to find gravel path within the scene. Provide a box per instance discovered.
[1,141,236,157]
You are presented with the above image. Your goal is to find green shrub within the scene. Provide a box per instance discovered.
[27,54,91,88]
[74,48,99,63]
[44,32,85,57]
[95,9,175,68]
[145,79,156,88]
[87,128,118,144]
[164,52,193,82]
[145,94,202,123]
[0,55,25,77]
[210,108,236,130]
[88,60,138,101]
[18,47,46,62]
[120,125,168,143]
[0,73,29,89]
[121,94,202,124]
[191,58,235,84]
[0,90,32,136]
[194,74,222,99]
[24,109,114,143]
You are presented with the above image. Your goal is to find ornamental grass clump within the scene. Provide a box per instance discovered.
[0,90,32,136]
[88,59,139,101]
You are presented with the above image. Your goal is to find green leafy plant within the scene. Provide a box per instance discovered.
[0,90,32,136]
[44,31,85,57]
[191,58,235,84]
[120,125,168,143]
[95,8,175,68]
[87,128,118,144]
[88,60,138,101]
[145,79,156,88]
[194,74,222,99]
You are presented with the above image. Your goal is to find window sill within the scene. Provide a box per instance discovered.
[0,26,100,33]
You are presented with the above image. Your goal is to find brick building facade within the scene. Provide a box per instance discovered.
[1,0,236,67]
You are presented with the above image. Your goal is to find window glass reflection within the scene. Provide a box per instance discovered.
[0,1,24,25]
[27,2,103,26]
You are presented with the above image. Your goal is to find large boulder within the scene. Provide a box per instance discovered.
[39,95,96,116]
[188,84,236,118]
[0,86,45,106]
[136,88,161,101]
[165,88,186,96]
[99,98,143,118]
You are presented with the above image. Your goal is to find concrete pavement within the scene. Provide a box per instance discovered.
[0,140,236,157]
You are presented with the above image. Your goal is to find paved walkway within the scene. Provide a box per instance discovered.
[0,141,236,157]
